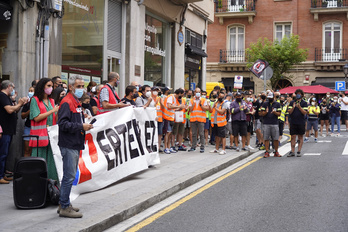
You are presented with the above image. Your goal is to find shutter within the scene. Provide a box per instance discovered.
[108,0,122,53]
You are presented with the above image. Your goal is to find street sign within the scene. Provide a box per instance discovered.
[234,75,243,89]
[190,82,196,90]
[335,81,345,91]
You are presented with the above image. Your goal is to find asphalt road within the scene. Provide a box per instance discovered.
[134,134,348,232]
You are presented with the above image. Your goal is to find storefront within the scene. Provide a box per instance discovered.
[0,0,12,80]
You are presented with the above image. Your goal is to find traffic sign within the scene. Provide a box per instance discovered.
[335,81,345,91]
[190,82,196,90]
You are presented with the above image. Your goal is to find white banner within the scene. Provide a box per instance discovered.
[48,107,160,201]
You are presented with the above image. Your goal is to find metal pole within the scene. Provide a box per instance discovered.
[263,68,267,92]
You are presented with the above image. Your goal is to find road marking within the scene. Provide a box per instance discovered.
[317,140,332,143]
[278,142,297,157]
[303,153,321,156]
[125,156,263,232]
[342,141,348,155]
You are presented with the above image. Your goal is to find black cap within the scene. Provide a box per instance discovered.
[236,92,242,96]
[151,86,160,91]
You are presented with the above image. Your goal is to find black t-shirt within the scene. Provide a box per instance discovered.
[253,101,261,119]
[22,102,31,128]
[289,99,308,125]
[261,101,281,125]
[90,97,98,107]
[121,97,136,106]
[0,92,18,135]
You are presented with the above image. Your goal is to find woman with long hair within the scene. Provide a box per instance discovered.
[51,87,66,106]
[29,78,59,180]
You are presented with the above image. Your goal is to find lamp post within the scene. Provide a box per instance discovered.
[344,63,348,90]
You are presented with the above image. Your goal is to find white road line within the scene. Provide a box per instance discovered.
[303,153,321,156]
[342,141,348,155]
[278,143,297,157]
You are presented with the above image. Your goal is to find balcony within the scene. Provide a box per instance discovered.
[220,49,247,63]
[214,0,256,25]
[310,0,348,21]
[314,48,348,71]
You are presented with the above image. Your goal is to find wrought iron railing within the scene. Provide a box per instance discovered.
[311,0,348,8]
[215,0,255,13]
[220,50,246,63]
[315,48,348,62]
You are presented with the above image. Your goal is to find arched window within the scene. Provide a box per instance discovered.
[323,22,342,61]
[228,25,245,62]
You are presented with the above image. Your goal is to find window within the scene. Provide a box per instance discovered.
[229,0,245,12]
[186,29,202,49]
[323,22,342,61]
[275,23,291,42]
[228,26,245,62]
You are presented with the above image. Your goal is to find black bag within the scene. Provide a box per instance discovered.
[47,179,60,205]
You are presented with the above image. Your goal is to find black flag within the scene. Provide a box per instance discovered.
[249,59,269,78]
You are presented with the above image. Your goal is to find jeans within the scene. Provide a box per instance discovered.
[0,135,12,179]
[191,121,205,149]
[331,115,340,133]
[59,146,80,209]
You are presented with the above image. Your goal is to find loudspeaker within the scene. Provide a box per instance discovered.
[13,157,48,209]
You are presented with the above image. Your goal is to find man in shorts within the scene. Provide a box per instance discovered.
[259,92,281,158]
[339,92,348,131]
[304,97,320,143]
[231,92,249,151]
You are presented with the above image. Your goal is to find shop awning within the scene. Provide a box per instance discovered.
[278,85,339,94]
[0,1,12,21]
[186,44,208,57]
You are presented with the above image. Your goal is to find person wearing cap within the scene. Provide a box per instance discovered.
[259,92,281,158]
[230,92,249,151]
[304,97,320,143]
[287,89,308,157]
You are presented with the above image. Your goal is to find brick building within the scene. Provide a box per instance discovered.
[206,0,348,93]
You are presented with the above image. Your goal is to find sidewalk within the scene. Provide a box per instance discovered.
[0,136,269,232]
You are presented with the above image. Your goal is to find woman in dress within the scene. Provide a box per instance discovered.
[30,78,59,180]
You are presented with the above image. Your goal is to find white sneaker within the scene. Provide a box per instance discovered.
[210,149,220,153]
[247,145,254,150]
[219,150,226,155]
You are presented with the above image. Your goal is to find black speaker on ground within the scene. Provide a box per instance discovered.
[13,157,48,209]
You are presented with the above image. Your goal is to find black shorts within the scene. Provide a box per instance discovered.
[279,121,284,136]
[212,125,226,138]
[320,114,329,121]
[341,111,348,122]
[232,121,247,137]
[247,121,253,134]
[290,123,305,135]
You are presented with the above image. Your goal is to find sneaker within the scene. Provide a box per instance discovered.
[159,149,164,153]
[236,147,240,152]
[304,138,309,143]
[231,146,237,150]
[264,151,270,158]
[297,151,302,157]
[3,176,13,181]
[188,147,196,152]
[177,146,187,151]
[259,145,265,150]
[336,133,340,137]
[314,138,318,143]
[219,150,226,155]
[171,146,178,152]
[181,144,187,149]
[59,205,83,218]
[0,178,9,184]
[164,148,171,154]
[242,147,248,151]
[210,149,220,153]
[247,145,254,150]
[57,204,80,214]
[175,142,179,146]
[200,148,204,153]
[274,151,281,157]
[169,147,177,153]
[287,152,295,157]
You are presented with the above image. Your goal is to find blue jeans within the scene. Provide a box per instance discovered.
[59,147,79,209]
[0,135,12,179]
[331,115,341,133]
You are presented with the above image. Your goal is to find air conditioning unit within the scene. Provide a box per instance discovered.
[49,0,62,12]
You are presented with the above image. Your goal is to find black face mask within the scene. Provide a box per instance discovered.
[236,98,242,102]
[187,95,192,98]
[82,103,90,109]
[158,92,162,97]
[178,96,182,100]
[133,93,139,99]
[261,95,266,100]
[212,94,217,99]
[218,97,223,102]
[323,101,327,104]
[276,95,280,99]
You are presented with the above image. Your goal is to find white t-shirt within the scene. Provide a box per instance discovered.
[340,96,348,111]
[188,98,208,107]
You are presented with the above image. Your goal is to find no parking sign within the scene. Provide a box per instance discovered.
[234,76,243,89]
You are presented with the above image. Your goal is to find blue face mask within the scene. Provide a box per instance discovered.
[28,92,34,98]
[74,88,84,99]
[10,89,15,96]
[296,94,301,99]
[136,86,139,92]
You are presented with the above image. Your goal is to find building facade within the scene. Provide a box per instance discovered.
[206,0,348,93]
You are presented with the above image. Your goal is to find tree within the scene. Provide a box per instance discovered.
[246,35,308,89]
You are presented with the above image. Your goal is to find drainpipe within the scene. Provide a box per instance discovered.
[43,21,49,78]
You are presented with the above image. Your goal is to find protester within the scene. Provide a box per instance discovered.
[62,82,68,93]
[209,90,218,145]
[225,92,234,149]
[21,86,35,157]
[0,81,27,184]
[57,74,93,218]
[172,88,187,151]
[339,92,348,131]
[91,84,104,115]
[51,87,66,106]
[187,88,208,153]
[210,92,228,155]
[231,92,249,151]
[80,93,93,118]
[135,85,152,108]
[260,92,281,158]
[329,96,341,136]
[86,81,97,96]
[155,89,164,152]
[121,85,137,106]
[319,98,330,136]
[52,76,63,89]
[29,78,59,180]
[287,89,308,157]
[304,97,320,143]
[183,89,193,144]
[278,95,289,141]
[253,92,263,148]
[245,92,255,150]
[99,72,128,113]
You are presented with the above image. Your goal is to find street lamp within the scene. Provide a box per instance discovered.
[344,63,348,90]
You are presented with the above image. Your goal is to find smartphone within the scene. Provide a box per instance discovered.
[90,118,97,124]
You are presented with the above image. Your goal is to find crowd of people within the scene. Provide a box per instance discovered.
[1,72,347,217]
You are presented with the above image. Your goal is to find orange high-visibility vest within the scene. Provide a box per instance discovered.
[93,96,102,115]
[163,94,175,121]
[29,96,57,147]
[190,98,207,123]
[98,84,120,114]
[211,102,227,127]
[156,97,163,123]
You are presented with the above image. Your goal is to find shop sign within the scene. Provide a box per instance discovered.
[185,54,201,70]
[144,23,166,57]
[177,27,184,46]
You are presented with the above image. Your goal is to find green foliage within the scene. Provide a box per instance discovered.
[246,35,308,89]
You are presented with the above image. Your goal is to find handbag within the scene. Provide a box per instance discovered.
[47,179,60,205]
[174,111,184,123]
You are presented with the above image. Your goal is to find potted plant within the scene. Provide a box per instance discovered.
[239,7,244,11]
[322,0,328,7]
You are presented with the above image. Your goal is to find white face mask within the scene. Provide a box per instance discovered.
[311,102,316,106]
[334,99,338,103]
[202,95,206,99]
[146,91,151,98]
[327,95,330,98]
[153,91,158,96]
[195,92,201,98]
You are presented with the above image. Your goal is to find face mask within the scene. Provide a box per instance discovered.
[202,95,206,99]
[136,86,139,92]
[323,101,326,104]
[91,86,96,93]
[146,91,151,98]
[44,87,53,95]
[64,88,68,93]
[261,95,266,100]
[334,99,338,103]
[218,97,223,102]
[82,103,90,109]
[153,91,158,96]
[187,95,192,98]
[178,96,182,100]
[327,95,330,98]
[311,102,316,106]
[212,94,217,99]
[276,95,279,99]
[236,98,242,102]
[10,89,15,96]
[28,92,34,98]
[74,88,84,99]
[296,94,301,99]
[115,80,120,87]
[195,92,201,98]
[133,93,139,99]
[158,92,162,97]
[246,98,250,102]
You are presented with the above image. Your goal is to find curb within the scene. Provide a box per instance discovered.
[80,151,254,232]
